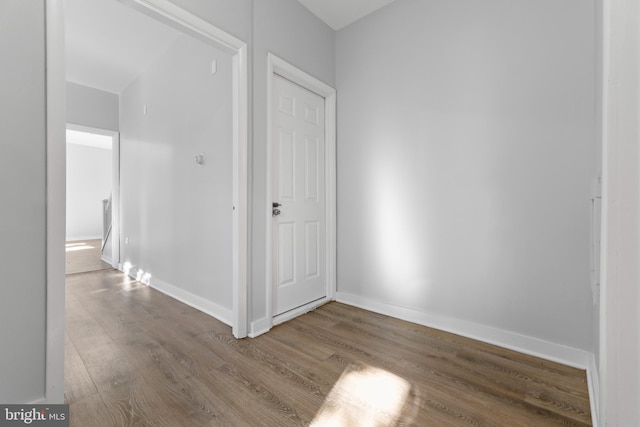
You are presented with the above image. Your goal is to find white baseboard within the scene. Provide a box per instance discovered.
[66,235,102,242]
[336,291,592,369]
[586,354,600,426]
[101,255,112,264]
[249,297,332,338]
[249,317,271,338]
[273,296,331,326]
[122,265,233,327]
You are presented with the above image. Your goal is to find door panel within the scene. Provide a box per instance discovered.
[305,221,320,279]
[272,74,326,316]
[305,136,319,201]
[278,222,296,286]
[278,128,295,200]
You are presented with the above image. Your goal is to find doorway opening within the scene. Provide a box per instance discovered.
[65,124,119,275]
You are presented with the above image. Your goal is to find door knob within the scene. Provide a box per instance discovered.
[272,202,281,217]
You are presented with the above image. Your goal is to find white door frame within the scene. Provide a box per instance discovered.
[45,0,66,403]
[66,124,120,268]
[265,53,337,327]
[115,0,250,339]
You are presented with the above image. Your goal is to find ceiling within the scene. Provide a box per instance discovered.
[297,0,397,30]
[64,0,182,94]
[64,0,396,94]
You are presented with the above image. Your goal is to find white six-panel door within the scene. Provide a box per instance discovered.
[272,74,326,316]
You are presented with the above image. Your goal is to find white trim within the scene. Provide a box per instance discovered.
[598,0,610,425]
[336,291,593,370]
[249,317,272,338]
[595,1,610,425]
[150,279,233,327]
[111,132,121,269]
[265,53,337,332]
[118,0,244,54]
[115,0,249,339]
[324,87,337,303]
[45,0,66,404]
[124,266,233,326]
[587,353,600,427]
[232,45,249,339]
[272,296,332,327]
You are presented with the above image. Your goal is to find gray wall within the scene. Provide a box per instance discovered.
[0,0,47,402]
[251,0,335,322]
[66,82,119,131]
[119,34,233,310]
[335,0,597,351]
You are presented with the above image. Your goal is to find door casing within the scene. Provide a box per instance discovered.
[265,53,337,328]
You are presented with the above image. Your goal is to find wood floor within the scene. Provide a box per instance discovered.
[66,239,112,275]
[65,269,592,426]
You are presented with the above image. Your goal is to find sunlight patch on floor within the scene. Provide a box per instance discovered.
[65,242,95,252]
[311,364,412,427]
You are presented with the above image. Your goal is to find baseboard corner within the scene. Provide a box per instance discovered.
[249,317,271,338]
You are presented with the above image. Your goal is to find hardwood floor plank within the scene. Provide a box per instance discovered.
[95,373,184,427]
[66,239,112,275]
[117,337,236,426]
[65,269,592,426]
[525,381,592,425]
[64,333,98,404]
[69,393,113,427]
[216,363,312,426]
[257,332,345,391]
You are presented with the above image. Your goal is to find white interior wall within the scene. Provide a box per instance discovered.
[335,0,597,356]
[66,139,112,241]
[119,34,234,321]
[0,0,47,403]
